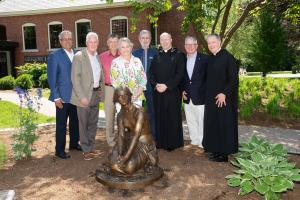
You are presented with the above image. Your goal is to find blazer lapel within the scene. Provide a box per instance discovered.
[82,49,94,83]
[60,48,72,65]
[190,53,201,81]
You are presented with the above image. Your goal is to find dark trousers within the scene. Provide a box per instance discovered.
[55,103,79,153]
[144,89,157,140]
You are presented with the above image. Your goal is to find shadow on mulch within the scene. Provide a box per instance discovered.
[0,126,299,200]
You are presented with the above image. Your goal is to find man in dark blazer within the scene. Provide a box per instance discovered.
[47,30,81,159]
[132,30,157,141]
[182,36,208,149]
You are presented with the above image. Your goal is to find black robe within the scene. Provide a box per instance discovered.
[202,49,239,155]
[149,48,185,150]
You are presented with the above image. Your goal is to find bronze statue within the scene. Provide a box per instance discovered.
[108,86,158,174]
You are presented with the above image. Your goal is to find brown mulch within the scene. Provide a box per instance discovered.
[0,126,300,200]
[239,112,300,130]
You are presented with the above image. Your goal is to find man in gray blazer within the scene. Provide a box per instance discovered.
[70,32,105,161]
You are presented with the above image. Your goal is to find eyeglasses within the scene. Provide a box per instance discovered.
[60,38,73,41]
[184,43,197,46]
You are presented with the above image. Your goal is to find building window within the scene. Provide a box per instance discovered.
[22,23,37,50]
[48,21,63,50]
[75,19,91,48]
[110,16,128,37]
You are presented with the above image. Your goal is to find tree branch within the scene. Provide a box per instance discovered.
[212,0,223,33]
[219,0,233,39]
[222,0,265,48]
[191,22,209,53]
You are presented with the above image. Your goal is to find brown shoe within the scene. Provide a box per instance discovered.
[83,152,94,161]
[89,150,102,156]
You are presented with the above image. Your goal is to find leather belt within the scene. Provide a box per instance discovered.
[105,84,113,87]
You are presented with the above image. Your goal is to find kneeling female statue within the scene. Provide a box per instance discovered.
[108,86,158,174]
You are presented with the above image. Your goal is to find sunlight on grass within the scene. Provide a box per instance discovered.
[0,101,55,128]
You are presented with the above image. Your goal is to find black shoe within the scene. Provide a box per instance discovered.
[209,155,228,162]
[69,145,82,151]
[55,152,71,159]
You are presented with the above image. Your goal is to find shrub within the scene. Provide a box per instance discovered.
[0,75,15,90]
[15,74,33,89]
[16,63,47,87]
[226,135,300,200]
[266,95,280,117]
[0,140,6,169]
[39,73,49,88]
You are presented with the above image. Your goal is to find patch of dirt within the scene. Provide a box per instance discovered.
[0,126,300,200]
[239,112,300,130]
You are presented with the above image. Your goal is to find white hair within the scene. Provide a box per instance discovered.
[86,32,98,42]
[59,30,72,40]
[118,37,133,49]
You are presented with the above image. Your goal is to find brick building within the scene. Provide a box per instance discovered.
[0,0,191,77]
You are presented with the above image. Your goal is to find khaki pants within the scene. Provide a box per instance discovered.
[104,86,116,146]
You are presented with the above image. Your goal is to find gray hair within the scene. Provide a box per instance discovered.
[86,32,98,42]
[139,30,151,38]
[118,37,133,49]
[185,36,198,44]
[207,33,221,42]
[160,32,171,39]
[59,30,72,40]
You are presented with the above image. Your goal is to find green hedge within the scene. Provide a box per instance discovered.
[16,63,47,87]
[239,78,300,118]
[15,74,33,89]
[39,73,48,88]
[0,75,15,90]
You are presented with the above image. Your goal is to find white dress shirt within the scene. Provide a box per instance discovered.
[88,52,101,88]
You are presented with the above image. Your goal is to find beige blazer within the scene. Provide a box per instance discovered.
[70,48,105,107]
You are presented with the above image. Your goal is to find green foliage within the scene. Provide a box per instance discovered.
[0,75,15,90]
[284,0,300,25]
[12,88,42,160]
[227,135,300,200]
[16,63,47,87]
[39,73,49,88]
[0,140,6,169]
[15,74,33,89]
[239,77,300,118]
[248,6,290,76]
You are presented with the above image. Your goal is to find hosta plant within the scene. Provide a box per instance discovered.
[226,135,300,200]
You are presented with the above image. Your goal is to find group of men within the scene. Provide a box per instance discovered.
[47,29,238,162]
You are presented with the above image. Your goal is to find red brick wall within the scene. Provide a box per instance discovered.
[0,6,151,66]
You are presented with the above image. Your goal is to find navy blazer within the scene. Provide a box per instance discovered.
[183,52,208,105]
[47,48,74,103]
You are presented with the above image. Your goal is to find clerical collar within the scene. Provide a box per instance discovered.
[163,47,172,53]
[213,48,222,55]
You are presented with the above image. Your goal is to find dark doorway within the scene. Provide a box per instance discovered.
[0,25,7,41]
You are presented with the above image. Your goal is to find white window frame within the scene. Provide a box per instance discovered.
[48,21,63,51]
[110,16,128,37]
[22,23,38,52]
[75,19,91,49]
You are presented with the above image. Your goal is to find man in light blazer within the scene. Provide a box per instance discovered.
[70,32,105,161]
[47,30,81,160]
[182,36,208,149]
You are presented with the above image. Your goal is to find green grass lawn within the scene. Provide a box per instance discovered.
[0,101,55,128]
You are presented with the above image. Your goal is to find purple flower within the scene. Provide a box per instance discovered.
[36,88,42,99]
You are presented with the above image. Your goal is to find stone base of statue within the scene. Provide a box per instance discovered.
[95,163,164,190]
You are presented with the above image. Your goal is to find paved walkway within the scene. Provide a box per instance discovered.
[0,91,299,154]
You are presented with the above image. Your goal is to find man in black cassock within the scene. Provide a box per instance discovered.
[202,34,239,162]
[149,32,185,151]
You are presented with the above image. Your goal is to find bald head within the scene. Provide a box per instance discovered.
[160,32,172,50]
